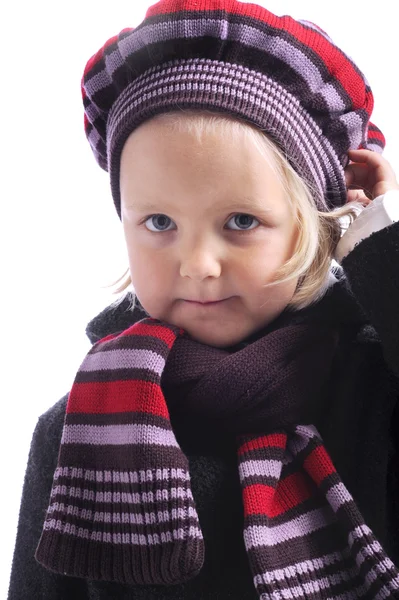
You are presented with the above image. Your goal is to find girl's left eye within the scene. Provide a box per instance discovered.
[226,214,260,231]
[143,213,260,232]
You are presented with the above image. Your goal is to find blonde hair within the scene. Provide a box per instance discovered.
[107,109,365,312]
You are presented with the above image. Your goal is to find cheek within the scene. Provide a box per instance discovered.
[238,243,283,278]
[128,250,170,305]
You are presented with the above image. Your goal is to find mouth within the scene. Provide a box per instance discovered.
[183,297,231,306]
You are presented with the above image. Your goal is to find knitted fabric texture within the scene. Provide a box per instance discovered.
[35,318,399,598]
[81,0,385,218]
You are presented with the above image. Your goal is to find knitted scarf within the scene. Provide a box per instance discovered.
[35,317,399,598]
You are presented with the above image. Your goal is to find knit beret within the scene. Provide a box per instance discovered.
[81,0,385,218]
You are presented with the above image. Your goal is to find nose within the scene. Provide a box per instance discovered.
[179,238,222,281]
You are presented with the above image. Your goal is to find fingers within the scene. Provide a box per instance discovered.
[347,149,386,166]
[347,149,397,182]
[346,189,372,205]
[344,162,369,187]
[344,149,399,201]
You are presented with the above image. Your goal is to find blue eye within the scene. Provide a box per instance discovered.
[226,214,259,231]
[144,213,260,232]
[145,215,175,232]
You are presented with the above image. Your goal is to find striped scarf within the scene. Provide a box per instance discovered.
[35,317,399,598]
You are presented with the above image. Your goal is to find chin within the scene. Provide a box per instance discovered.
[183,325,248,348]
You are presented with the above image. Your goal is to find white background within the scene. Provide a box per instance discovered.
[2,0,398,595]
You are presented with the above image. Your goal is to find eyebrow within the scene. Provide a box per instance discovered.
[125,197,273,213]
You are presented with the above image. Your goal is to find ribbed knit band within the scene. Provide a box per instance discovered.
[107,59,347,218]
[81,0,385,219]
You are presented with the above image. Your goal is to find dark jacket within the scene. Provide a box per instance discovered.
[8,221,399,599]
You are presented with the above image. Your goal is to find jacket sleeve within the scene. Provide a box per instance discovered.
[7,395,89,600]
[338,216,399,378]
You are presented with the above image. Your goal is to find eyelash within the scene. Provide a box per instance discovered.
[142,213,261,234]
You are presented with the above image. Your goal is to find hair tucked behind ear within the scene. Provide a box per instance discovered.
[105,109,365,312]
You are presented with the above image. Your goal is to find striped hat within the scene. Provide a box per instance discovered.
[81,0,385,219]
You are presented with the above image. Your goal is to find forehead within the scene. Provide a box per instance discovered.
[118,115,296,222]
[121,114,281,167]
[121,119,284,190]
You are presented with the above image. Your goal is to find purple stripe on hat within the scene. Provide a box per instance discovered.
[339,113,364,150]
[43,519,203,544]
[86,68,114,99]
[54,465,190,483]
[105,48,124,77]
[88,125,102,149]
[50,484,194,504]
[104,48,127,78]
[105,18,349,117]
[61,423,180,447]
[367,143,384,154]
[85,101,105,127]
[244,506,335,548]
[80,348,165,375]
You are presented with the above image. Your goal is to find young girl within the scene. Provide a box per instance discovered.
[8,0,399,598]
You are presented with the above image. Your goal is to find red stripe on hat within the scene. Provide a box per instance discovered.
[242,471,316,517]
[369,121,383,132]
[66,379,170,418]
[146,0,372,113]
[368,129,385,143]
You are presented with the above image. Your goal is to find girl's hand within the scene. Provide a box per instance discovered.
[344,149,399,206]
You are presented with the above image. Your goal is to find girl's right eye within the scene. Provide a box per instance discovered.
[144,214,175,232]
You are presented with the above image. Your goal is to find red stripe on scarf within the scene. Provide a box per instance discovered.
[237,433,287,455]
[242,471,316,518]
[304,445,336,485]
[66,380,170,418]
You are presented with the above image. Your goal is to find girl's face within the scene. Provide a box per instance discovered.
[120,118,300,348]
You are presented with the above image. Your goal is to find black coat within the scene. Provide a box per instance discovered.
[8,222,399,599]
